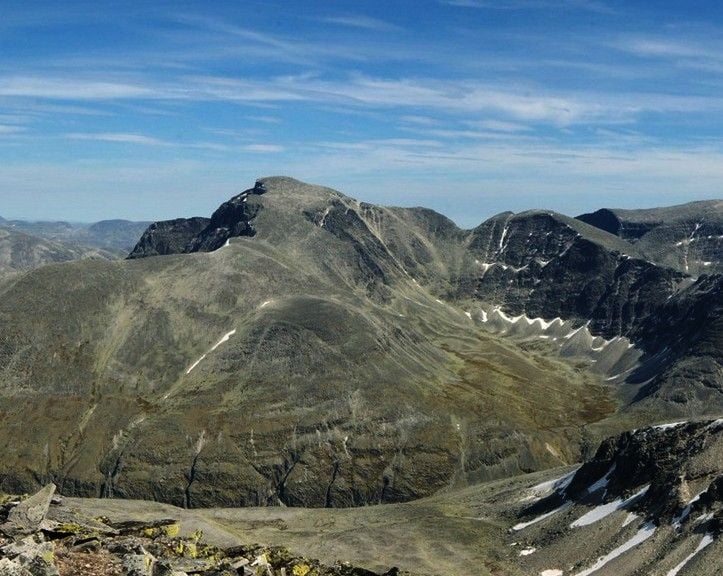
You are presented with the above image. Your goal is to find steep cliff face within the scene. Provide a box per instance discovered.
[465,211,685,340]
[128,181,267,258]
[127,217,211,258]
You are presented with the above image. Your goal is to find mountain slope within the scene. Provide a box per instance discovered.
[0,178,611,507]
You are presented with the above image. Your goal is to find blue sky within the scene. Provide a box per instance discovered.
[1,0,723,226]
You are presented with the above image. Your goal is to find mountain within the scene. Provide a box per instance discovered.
[0,226,118,274]
[577,200,723,276]
[0,178,612,508]
[0,177,720,514]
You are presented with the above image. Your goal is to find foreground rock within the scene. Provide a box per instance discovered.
[0,486,404,576]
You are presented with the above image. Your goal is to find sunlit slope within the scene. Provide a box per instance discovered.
[0,178,611,506]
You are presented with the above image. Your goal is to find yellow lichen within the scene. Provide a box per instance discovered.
[162,522,181,537]
[292,564,311,576]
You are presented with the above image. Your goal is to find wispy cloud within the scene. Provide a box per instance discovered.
[4,70,722,130]
[241,144,284,153]
[444,0,614,12]
[67,132,166,145]
[0,77,154,100]
[320,15,401,32]
[0,124,26,134]
[470,119,532,132]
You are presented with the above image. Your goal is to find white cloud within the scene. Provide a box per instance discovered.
[320,15,400,32]
[471,119,532,132]
[66,132,166,145]
[443,0,613,13]
[0,77,154,99]
[241,144,285,153]
[0,124,26,134]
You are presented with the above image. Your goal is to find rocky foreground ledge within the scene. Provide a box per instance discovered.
[0,485,403,576]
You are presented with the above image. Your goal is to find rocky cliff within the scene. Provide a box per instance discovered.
[508,418,722,576]
[128,182,266,258]
[577,200,723,276]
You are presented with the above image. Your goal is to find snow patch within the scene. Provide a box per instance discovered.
[499,222,510,250]
[519,547,536,556]
[540,571,563,576]
[665,533,714,576]
[512,501,573,531]
[673,490,705,529]
[622,512,638,527]
[587,464,616,494]
[186,329,237,374]
[653,421,686,431]
[570,485,649,528]
[694,512,714,524]
[573,521,656,576]
[521,469,577,502]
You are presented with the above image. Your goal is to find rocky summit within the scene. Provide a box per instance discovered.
[0,176,720,574]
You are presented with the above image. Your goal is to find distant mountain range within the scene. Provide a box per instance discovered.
[0,216,151,273]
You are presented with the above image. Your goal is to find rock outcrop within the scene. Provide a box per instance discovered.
[0,486,404,576]
[128,181,266,258]
[127,218,211,259]
[508,419,722,576]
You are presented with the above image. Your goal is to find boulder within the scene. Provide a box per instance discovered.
[1,486,55,537]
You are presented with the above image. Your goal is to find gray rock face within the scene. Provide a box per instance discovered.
[1,485,55,536]
[127,217,211,259]
[564,419,723,527]
[466,211,685,340]
[128,180,266,258]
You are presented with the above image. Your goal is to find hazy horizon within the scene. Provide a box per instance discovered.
[1,174,721,230]
[2,0,723,227]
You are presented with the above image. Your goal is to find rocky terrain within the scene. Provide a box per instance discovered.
[505,418,723,575]
[0,484,403,576]
[1,418,719,575]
